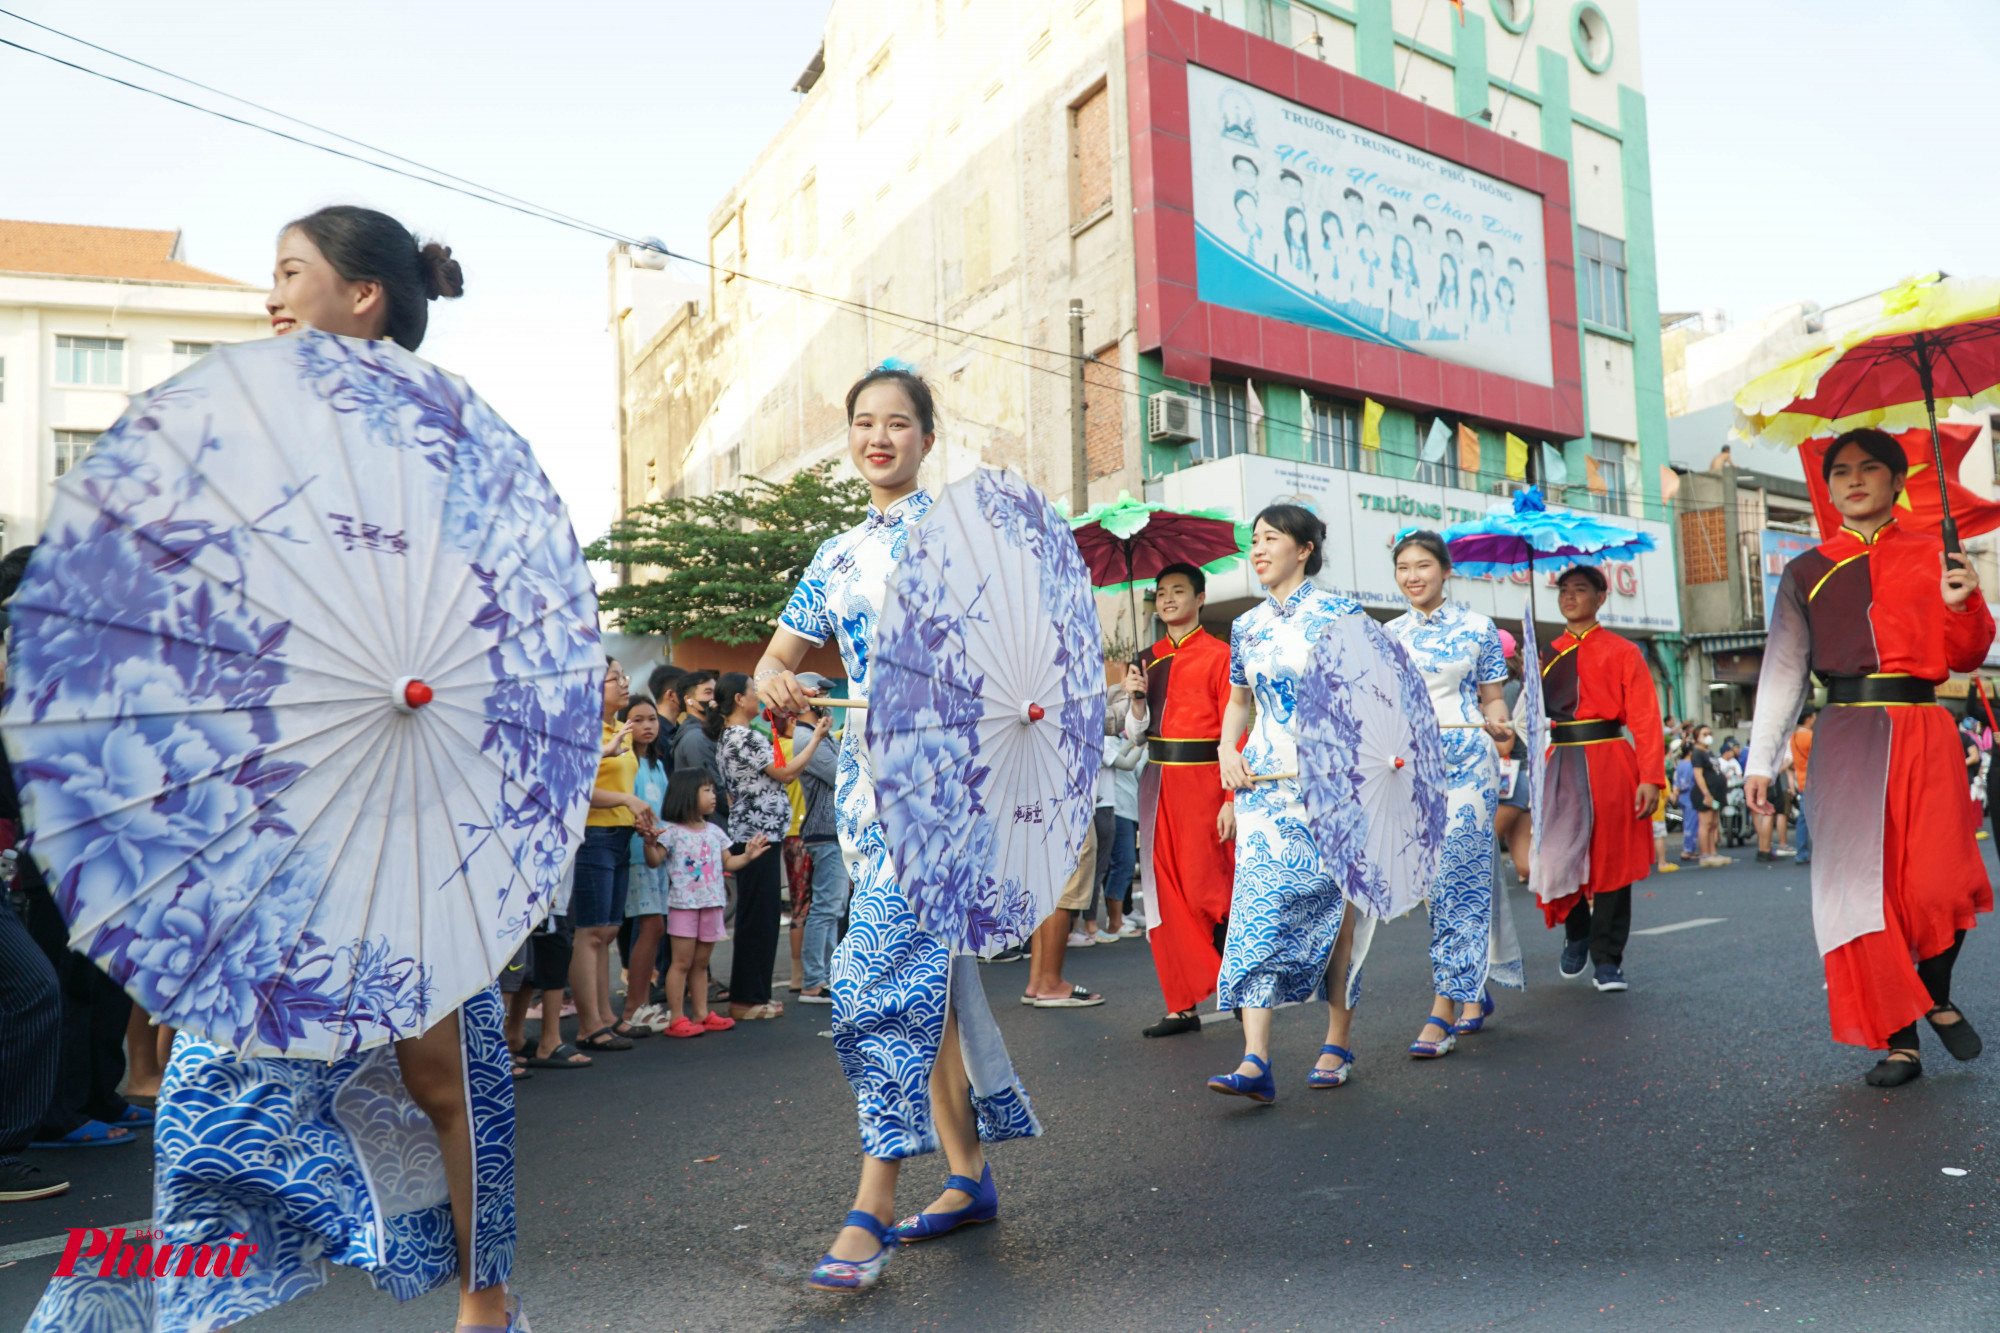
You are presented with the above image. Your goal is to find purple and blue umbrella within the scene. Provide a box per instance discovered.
[1439,486,1656,577]
[1295,614,1450,920]
[1434,486,1655,631]
[867,468,1106,957]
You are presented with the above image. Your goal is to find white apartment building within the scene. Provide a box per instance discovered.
[0,220,269,552]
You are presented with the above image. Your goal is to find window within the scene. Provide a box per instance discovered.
[858,45,893,129]
[171,341,214,372]
[1070,84,1113,225]
[55,335,124,386]
[1586,436,1633,515]
[1577,226,1628,332]
[54,429,100,477]
[1191,381,1250,461]
[1308,398,1367,471]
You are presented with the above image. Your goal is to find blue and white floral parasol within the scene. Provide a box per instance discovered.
[0,330,603,1059]
[867,468,1106,956]
[1294,613,1449,920]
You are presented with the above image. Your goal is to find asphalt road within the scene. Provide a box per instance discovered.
[6,842,2000,1333]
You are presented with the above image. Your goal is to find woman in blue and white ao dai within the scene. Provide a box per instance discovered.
[1386,599,1523,1003]
[1217,579,1376,1011]
[776,489,1038,1159]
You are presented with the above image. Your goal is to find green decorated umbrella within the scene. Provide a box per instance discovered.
[1068,493,1251,651]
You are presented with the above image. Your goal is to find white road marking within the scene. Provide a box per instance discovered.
[0,1221,150,1264]
[1631,917,1728,937]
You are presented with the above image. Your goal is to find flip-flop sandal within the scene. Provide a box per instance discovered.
[610,1022,654,1040]
[525,1043,593,1068]
[32,1120,136,1148]
[578,1028,634,1051]
[1033,985,1105,1008]
[123,1093,159,1110]
[111,1105,155,1128]
[511,1064,534,1081]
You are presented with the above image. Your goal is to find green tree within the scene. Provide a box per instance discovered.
[584,461,870,644]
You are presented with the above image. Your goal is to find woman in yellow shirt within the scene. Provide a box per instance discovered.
[572,661,661,1052]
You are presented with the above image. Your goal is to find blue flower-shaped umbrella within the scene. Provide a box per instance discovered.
[1,331,603,1059]
[1295,614,1449,920]
[868,468,1106,956]
[1439,486,1655,576]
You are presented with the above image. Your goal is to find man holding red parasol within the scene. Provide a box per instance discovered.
[1125,562,1238,1038]
[1745,429,1993,1086]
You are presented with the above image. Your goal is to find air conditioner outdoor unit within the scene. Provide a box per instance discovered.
[1148,390,1198,443]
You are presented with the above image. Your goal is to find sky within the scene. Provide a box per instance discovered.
[4,1,1996,547]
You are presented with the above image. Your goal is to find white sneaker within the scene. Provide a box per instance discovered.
[1090,929,1120,945]
[1066,931,1096,948]
[1115,921,1142,938]
[1123,915,1147,932]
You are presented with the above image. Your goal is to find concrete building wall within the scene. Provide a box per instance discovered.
[0,272,268,552]
[618,0,1138,523]
[613,0,1665,668]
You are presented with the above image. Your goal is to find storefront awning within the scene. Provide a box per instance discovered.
[1687,631,1768,654]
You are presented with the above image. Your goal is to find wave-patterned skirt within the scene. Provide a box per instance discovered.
[831,835,1039,1160]
[26,987,514,1333]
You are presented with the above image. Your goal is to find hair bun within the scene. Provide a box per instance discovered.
[416,241,464,301]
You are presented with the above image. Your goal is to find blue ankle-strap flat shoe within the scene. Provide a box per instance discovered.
[1453,988,1496,1035]
[1307,1044,1354,1089]
[893,1162,998,1242]
[808,1210,895,1292]
[1208,1052,1276,1103]
[1410,1012,1457,1058]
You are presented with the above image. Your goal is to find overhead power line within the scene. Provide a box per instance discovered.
[0,14,1547,454]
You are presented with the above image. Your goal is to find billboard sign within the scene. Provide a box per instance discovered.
[1759,529,1820,628]
[1187,64,1554,389]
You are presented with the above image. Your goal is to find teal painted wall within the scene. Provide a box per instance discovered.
[1534,45,1589,490]
[1619,85,1669,521]
[1452,14,1488,119]
[1353,0,1396,87]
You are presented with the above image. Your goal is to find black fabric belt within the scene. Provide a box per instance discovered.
[1824,675,1937,705]
[1550,719,1625,745]
[1148,738,1221,764]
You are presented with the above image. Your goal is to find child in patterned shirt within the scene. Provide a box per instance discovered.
[657,769,770,1037]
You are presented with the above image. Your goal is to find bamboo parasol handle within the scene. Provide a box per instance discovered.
[806,697,867,710]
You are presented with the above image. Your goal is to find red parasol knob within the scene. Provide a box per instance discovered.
[1393,756,1405,769]
[404,680,433,709]
[1027,703,1045,722]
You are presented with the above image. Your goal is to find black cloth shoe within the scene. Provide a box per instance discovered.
[0,1160,70,1202]
[1864,1053,1924,1087]
[1928,1008,1984,1062]
[1142,1011,1202,1038]
[1559,939,1590,979]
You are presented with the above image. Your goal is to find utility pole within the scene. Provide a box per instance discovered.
[1069,299,1087,516]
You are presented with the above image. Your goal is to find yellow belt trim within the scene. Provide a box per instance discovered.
[1550,736,1627,746]
[1808,552,1868,601]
